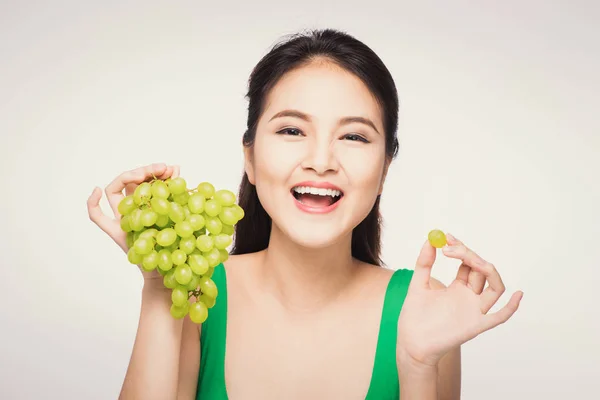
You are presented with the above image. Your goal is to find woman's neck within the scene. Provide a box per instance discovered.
[256,224,359,313]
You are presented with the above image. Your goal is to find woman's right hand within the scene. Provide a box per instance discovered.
[87,163,179,283]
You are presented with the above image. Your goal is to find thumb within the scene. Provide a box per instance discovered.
[412,239,436,289]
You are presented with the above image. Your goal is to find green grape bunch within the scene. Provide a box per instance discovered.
[87,164,243,325]
[118,175,244,323]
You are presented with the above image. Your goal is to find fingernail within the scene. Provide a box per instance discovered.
[446,233,456,241]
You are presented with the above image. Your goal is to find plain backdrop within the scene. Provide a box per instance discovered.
[1,1,598,399]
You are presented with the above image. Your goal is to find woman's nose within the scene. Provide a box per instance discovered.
[301,137,339,175]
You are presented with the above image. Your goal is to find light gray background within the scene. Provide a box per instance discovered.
[1,1,598,399]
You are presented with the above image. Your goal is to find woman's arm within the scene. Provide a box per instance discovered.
[119,286,186,400]
[176,308,202,399]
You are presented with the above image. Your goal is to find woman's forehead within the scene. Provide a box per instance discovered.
[261,63,383,128]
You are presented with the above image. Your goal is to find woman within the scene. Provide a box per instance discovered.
[87,29,523,399]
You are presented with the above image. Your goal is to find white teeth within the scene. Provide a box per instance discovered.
[292,186,342,197]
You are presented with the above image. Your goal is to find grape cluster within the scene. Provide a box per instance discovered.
[118,177,244,324]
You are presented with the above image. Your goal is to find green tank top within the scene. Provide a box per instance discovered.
[196,263,413,399]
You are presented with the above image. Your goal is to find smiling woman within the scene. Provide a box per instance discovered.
[88,28,522,400]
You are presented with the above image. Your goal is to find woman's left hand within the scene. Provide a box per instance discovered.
[397,233,523,369]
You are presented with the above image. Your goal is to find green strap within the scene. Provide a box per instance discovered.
[365,268,413,399]
[197,263,229,399]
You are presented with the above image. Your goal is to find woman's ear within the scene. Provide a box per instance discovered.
[244,146,256,185]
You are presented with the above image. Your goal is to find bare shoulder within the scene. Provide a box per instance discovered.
[351,260,399,294]
[220,252,266,292]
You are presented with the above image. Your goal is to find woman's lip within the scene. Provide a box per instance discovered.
[291,192,343,214]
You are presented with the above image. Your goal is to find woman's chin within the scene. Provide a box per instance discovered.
[280,227,347,250]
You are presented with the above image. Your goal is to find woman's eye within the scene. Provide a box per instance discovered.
[277,128,303,136]
[343,134,369,143]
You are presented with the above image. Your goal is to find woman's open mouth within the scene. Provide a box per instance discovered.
[290,185,344,214]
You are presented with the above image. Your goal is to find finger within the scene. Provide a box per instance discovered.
[481,291,523,331]
[443,238,491,295]
[157,165,175,180]
[105,163,167,218]
[469,270,487,294]
[456,263,470,284]
[446,233,487,293]
[125,164,177,196]
[87,187,116,234]
[412,239,436,289]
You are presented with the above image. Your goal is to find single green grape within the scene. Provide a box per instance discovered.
[169,202,186,223]
[189,301,208,324]
[232,204,245,221]
[173,191,190,206]
[127,248,143,264]
[150,197,170,215]
[170,302,189,319]
[151,180,170,199]
[120,215,132,232]
[218,249,229,263]
[199,294,216,309]
[139,228,158,240]
[171,249,187,266]
[213,234,232,250]
[179,236,196,254]
[204,199,222,217]
[140,209,158,227]
[118,195,137,215]
[142,251,159,271]
[186,273,200,291]
[218,207,238,226]
[203,248,221,268]
[199,277,218,298]
[168,177,187,195]
[174,264,193,285]
[133,237,154,255]
[196,235,214,252]
[157,249,174,271]
[428,229,447,248]
[188,253,209,275]
[175,221,194,238]
[155,213,170,228]
[188,193,206,214]
[163,269,178,289]
[205,216,222,235]
[220,223,234,235]
[134,182,153,205]
[156,228,177,247]
[196,182,215,199]
[129,209,144,231]
[214,189,236,207]
[188,214,205,231]
[171,285,189,307]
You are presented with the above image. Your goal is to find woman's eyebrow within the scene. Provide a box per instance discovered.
[269,109,380,135]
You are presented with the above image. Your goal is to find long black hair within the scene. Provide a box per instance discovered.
[230,28,400,266]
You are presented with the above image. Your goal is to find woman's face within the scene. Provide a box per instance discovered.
[245,61,388,249]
